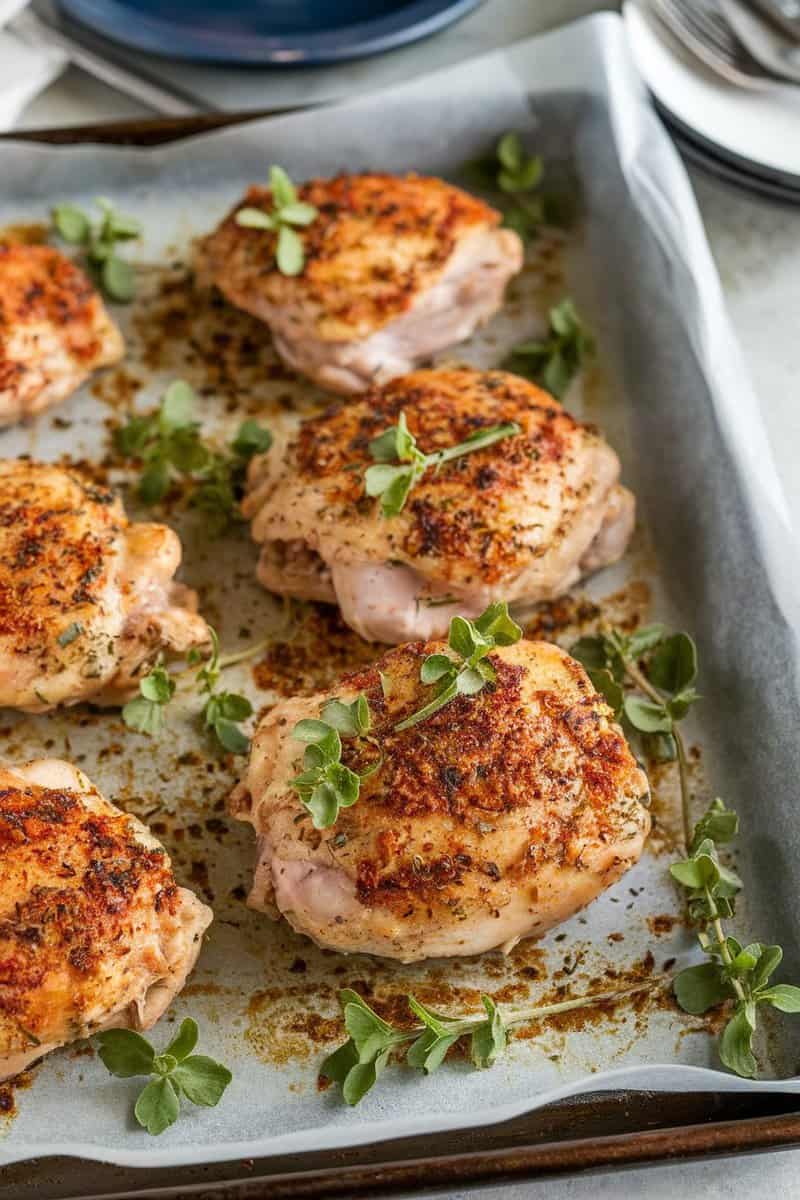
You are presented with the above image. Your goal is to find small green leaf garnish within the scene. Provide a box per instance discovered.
[364,411,520,518]
[51,196,142,303]
[395,601,522,732]
[503,298,594,399]
[57,621,84,648]
[234,165,318,277]
[190,627,253,755]
[97,1019,231,1136]
[460,131,573,241]
[290,694,375,828]
[320,981,655,1105]
[575,623,800,1078]
[113,379,271,534]
[121,662,175,735]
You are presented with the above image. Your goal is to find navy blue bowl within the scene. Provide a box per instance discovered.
[57,0,485,64]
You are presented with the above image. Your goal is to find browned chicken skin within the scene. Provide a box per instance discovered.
[230,639,650,962]
[196,174,523,393]
[0,244,124,426]
[243,368,635,643]
[0,460,209,711]
[0,759,212,1081]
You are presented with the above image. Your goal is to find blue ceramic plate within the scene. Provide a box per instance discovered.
[57,0,484,64]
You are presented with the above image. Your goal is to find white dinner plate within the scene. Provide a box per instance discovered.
[623,0,800,185]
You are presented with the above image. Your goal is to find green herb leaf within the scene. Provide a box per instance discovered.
[122,663,175,736]
[276,224,305,276]
[134,1076,180,1135]
[101,255,135,303]
[673,963,733,1015]
[97,1029,156,1078]
[171,1056,233,1107]
[163,1018,199,1063]
[719,1003,757,1078]
[504,298,594,399]
[290,697,373,827]
[623,695,673,734]
[647,632,697,694]
[231,419,273,459]
[364,412,520,518]
[52,203,90,243]
[690,798,739,852]
[758,985,800,1013]
[270,164,297,207]
[470,996,508,1069]
[396,602,522,732]
[57,621,84,648]
[234,207,277,230]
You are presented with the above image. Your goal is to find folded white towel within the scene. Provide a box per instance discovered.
[0,1,66,130]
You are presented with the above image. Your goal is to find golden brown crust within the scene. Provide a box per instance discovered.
[0,245,106,383]
[0,460,124,652]
[290,368,594,585]
[0,773,177,1046]
[198,174,502,342]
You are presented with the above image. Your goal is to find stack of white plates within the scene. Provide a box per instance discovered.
[624,0,800,199]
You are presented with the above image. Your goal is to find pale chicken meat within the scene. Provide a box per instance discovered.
[0,758,211,1080]
[0,460,209,711]
[196,174,523,394]
[230,639,650,962]
[0,243,124,426]
[243,368,635,643]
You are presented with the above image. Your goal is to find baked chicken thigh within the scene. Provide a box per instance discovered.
[0,758,212,1081]
[0,243,124,426]
[243,368,635,643]
[196,174,522,394]
[230,638,650,962]
[0,460,209,711]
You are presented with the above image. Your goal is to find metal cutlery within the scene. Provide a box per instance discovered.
[747,0,800,42]
[720,0,800,81]
[650,0,781,85]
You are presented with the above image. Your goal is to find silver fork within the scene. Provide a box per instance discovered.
[650,0,779,86]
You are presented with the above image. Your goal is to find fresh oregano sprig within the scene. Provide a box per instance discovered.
[365,412,520,518]
[52,195,142,302]
[503,298,595,399]
[321,983,656,1106]
[571,623,800,1077]
[394,601,522,732]
[291,695,378,829]
[234,165,318,276]
[114,379,271,533]
[97,1019,231,1136]
[122,626,267,755]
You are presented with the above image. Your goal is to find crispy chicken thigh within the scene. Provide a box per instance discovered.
[0,460,209,711]
[0,243,124,426]
[230,639,650,962]
[243,369,635,643]
[0,758,211,1081]
[196,174,522,393]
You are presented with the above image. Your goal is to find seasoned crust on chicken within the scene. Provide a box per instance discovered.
[0,759,211,1081]
[0,244,124,426]
[230,639,650,962]
[196,174,523,393]
[243,368,635,643]
[0,460,209,711]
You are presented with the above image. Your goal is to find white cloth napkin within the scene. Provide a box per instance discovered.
[0,0,66,130]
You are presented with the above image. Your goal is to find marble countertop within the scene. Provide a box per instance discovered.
[12,2,800,1196]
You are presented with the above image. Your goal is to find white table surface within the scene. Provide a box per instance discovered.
[12,2,800,1196]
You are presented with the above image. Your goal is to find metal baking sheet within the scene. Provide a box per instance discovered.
[1,12,800,1171]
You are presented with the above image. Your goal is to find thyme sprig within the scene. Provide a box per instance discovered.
[114,380,272,534]
[52,195,141,302]
[321,983,656,1105]
[571,624,800,1077]
[462,132,554,241]
[291,695,379,828]
[503,297,594,399]
[234,165,318,276]
[364,411,520,518]
[394,602,522,732]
